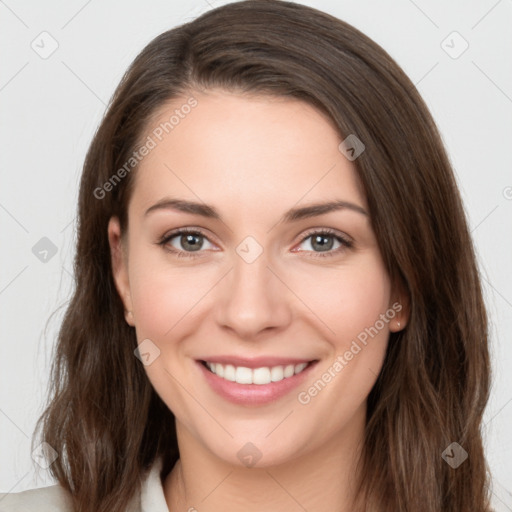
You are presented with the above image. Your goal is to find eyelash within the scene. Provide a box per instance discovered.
[157,227,353,260]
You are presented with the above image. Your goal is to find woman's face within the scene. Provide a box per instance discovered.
[109,89,406,468]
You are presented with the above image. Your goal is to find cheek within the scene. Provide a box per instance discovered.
[130,278,174,337]
[291,256,392,344]
[127,251,210,339]
[292,260,391,435]
[341,269,390,341]
[129,248,392,347]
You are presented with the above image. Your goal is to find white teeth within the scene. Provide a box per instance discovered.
[204,361,310,385]
[284,364,295,378]
[270,366,284,382]
[253,367,271,385]
[235,366,252,384]
[295,362,308,373]
[224,364,236,382]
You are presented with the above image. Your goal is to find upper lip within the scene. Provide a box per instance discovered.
[198,356,317,369]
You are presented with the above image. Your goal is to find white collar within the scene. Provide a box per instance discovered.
[139,456,169,512]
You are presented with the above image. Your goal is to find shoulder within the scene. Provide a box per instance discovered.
[0,484,74,512]
[0,456,165,512]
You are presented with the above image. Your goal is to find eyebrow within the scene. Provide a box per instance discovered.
[144,197,368,223]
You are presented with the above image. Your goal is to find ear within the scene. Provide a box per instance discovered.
[388,278,410,333]
[108,216,135,327]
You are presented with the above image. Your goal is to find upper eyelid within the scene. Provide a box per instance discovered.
[161,227,216,245]
[161,228,217,249]
[161,226,351,248]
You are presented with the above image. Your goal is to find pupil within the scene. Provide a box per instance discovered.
[313,234,332,251]
[183,234,202,251]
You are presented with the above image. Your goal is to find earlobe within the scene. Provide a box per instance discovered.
[390,309,406,332]
[389,282,411,332]
[124,309,135,326]
[107,216,135,326]
[389,309,405,333]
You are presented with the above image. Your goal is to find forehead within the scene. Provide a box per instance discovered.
[129,90,367,217]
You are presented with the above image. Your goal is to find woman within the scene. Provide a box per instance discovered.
[0,0,493,510]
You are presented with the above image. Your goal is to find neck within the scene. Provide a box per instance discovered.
[164,406,366,512]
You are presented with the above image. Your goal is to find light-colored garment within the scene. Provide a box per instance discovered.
[0,457,169,512]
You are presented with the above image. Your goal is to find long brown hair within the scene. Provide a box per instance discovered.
[33,1,493,510]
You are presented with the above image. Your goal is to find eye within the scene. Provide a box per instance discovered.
[157,227,353,259]
[157,228,215,259]
[294,228,353,258]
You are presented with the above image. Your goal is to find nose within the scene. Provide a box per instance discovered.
[215,246,292,340]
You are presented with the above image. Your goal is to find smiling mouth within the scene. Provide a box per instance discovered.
[200,360,317,385]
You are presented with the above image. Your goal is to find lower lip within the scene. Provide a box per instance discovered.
[197,360,318,406]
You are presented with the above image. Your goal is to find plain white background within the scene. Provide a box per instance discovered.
[1,0,511,508]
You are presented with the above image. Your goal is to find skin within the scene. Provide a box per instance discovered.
[108,89,409,511]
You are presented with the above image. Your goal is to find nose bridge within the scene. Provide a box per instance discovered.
[215,237,290,338]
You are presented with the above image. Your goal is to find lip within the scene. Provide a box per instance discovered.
[196,358,319,406]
